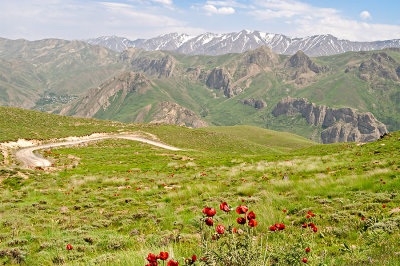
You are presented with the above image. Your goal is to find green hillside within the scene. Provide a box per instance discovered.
[0,107,399,264]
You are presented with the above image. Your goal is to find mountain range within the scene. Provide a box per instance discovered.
[86,30,400,57]
[1,36,400,143]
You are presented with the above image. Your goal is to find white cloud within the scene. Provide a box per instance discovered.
[203,4,235,15]
[360,11,371,20]
[151,0,173,5]
[251,0,400,41]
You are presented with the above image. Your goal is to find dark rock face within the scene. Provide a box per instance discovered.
[206,68,235,97]
[243,98,267,109]
[285,50,321,73]
[128,55,176,78]
[272,97,388,143]
[359,52,399,82]
[151,101,208,128]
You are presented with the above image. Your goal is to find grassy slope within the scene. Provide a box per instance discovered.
[0,106,138,142]
[0,108,400,264]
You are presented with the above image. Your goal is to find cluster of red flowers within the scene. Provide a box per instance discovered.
[269,223,285,231]
[302,222,318,232]
[202,202,258,237]
[146,252,178,266]
[236,205,257,227]
[305,210,316,219]
[301,247,311,263]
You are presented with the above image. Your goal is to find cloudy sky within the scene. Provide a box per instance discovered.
[1,0,400,41]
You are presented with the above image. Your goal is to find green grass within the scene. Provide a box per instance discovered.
[0,106,139,141]
[1,108,400,265]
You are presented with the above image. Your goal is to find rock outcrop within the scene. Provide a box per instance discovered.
[242,46,278,67]
[123,51,176,78]
[206,68,236,97]
[150,101,208,128]
[60,72,151,117]
[243,98,267,109]
[272,97,388,143]
[285,50,321,74]
[358,52,399,82]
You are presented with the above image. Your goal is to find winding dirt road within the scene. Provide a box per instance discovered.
[15,135,182,168]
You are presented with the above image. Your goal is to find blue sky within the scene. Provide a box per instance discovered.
[1,0,400,41]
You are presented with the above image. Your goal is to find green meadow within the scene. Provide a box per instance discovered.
[0,107,400,265]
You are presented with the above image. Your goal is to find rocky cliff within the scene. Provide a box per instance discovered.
[60,71,151,118]
[358,52,399,82]
[150,101,208,128]
[272,97,388,143]
[206,68,236,98]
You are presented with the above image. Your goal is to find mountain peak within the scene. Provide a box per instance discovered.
[85,31,400,56]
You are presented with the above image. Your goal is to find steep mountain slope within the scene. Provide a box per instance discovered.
[87,30,400,56]
[61,46,400,143]
[0,37,124,110]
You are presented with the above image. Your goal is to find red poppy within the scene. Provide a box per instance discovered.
[232,228,237,233]
[145,263,157,266]
[382,205,386,208]
[157,252,169,261]
[192,255,197,262]
[277,223,285,230]
[66,244,73,250]
[302,223,308,228]
[361,217,365,220]
[311,213,315,217]
[205,218,214,226]
[301,258,308,263]
[308,223,315,228]
[241,199,245,202]
[283,209,287,213]
[146,253,157,263]
[307,211,312,214]
[220,202,230,212]
[237,217,246,224]
[167,260,179,266]
[216,225,225,234]
[202,207,216,217]
[312,227,318,232]
[249,219,257,227]
[269,225,277,231]
[236,205,248,214]
[305,248,310,252]
[306,215,310,218]
[247,211,256,220]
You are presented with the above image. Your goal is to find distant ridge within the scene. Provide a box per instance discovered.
[86,30,400,56]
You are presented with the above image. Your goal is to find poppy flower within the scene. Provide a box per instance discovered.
[361,217,365,220]
[157,252,169,261]
[382,205,386,208]
[312,227,318,232]
[306,215,310,218]
[220,202,230,212]
[308,223,315,228]
[216,225,225,234]
[283,209,287,213]
[310,213,315,217]
[202,207,216,217]
[205,218,214,226]
[305,248,310,252]
[247,211,256,220]
[146,263,157,266]
[146,253,157,263]
[237,217,246,224]
[269,225,277,231]
[307,211,312,214]
[167,260,179,266]
[66,244,73,250]
[232,228,237,233]
[236,205,248,214]
[241,199,245,202]
[277,223,285,230]
[301,258,308,263]
[249,219,257,227]
[302,223,308,228]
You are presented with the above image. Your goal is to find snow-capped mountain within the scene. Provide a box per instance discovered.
[86,30,400,56]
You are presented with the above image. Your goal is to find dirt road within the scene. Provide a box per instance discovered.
[15,135,181,168]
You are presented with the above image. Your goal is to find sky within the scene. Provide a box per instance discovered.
[1,0,400,42]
